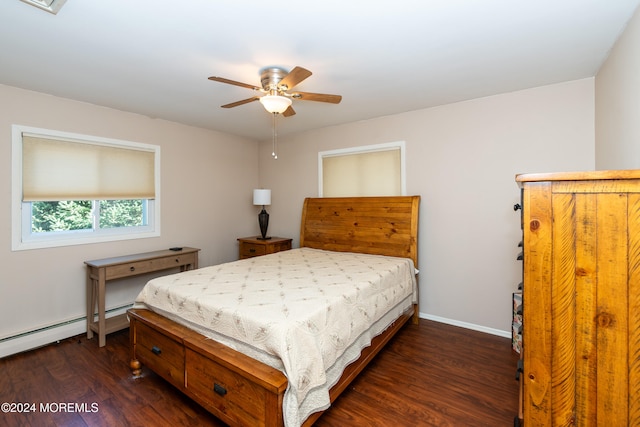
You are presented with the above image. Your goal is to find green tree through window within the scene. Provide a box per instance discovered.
[99,200,144,229]
[31,200,144,233]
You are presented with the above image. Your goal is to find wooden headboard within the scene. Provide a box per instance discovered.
[300,196,420,268]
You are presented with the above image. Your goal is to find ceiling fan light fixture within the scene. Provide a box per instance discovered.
[259,95,292,114]
[20,0,67,14]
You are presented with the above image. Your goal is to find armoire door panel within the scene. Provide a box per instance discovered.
[550,192,577,426]
[516,170,640,425]
[522,182,554,425]
[573,193,598,426]
[594,193,628,426]
[629,193,640,426]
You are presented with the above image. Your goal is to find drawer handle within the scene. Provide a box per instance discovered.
[130,266,135,272]
[213,383,227,396]
[515,359,524,380]
[151,346,162,355]
[175,258,179,263]
[249,248,256,253]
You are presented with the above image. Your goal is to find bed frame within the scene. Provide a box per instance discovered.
[128,195,420,426]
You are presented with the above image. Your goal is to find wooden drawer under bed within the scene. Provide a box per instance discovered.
[185,345,282,426]
[129,308,287,426]
[134,321,185,386]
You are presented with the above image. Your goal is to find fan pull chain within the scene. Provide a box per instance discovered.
[271,112,278,159]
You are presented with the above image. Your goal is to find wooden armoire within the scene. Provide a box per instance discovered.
[516,170,640,426]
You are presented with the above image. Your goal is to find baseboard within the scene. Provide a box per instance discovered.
[2,307,509,359]
[0,304,132,359]
[419,312,511,338]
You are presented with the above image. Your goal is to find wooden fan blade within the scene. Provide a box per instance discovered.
[221,96,260,108]
[279,66,312,91]
[292,91,342,104]
[208,76,261,91]
[282,105,296,117]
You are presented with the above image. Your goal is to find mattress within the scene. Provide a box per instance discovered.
[134,247,417,426]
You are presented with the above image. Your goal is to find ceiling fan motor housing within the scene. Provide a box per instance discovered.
[260,67,288,92]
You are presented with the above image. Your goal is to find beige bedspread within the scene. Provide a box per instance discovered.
[134,247,417,426]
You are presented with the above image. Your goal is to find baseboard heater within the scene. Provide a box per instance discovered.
[0,304,132,359]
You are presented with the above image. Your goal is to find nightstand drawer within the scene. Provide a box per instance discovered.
[265,240,292,254]
[237,237,292,260]
[240,243,267,259]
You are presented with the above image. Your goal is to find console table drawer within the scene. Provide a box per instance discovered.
[104,253,196,280]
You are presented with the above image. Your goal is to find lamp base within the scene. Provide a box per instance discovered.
[258,208,270,240]
[256,236,272,240]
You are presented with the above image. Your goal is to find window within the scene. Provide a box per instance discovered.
[12,125,160,250]
[318,141,406,197]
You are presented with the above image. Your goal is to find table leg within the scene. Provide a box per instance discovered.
[97,269,106,347]
[86,269,93,339]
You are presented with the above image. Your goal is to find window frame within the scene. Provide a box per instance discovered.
[12,125,161,251]
[318,141,406,197]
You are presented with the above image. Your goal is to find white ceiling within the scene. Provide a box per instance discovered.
[1,1,639,140]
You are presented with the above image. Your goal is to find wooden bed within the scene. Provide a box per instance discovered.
[128,195,420,426]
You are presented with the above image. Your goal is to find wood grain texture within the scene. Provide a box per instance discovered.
[550,193,576,425]
[300,196,420,268]
[629,194,640,426]
[595,193,628,426]
[522,182,553,426]
[574,194,598,425]
[516,169,640,183]
[129,308,288,427]
[520,171,640,425]
[552,179,640,194]
[0,320,519,427]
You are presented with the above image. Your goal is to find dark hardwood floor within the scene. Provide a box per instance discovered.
[0,319,519,426]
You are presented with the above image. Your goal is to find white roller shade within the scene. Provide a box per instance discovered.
[322,148,401,197]
[22,135,155,201]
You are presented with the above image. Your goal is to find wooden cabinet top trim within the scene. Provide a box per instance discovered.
[516,169,640,184]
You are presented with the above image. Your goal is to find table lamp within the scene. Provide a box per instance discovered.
[253,189,271,240]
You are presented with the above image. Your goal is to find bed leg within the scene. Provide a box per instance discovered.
[130,359,142,377]
[129,313,142,376]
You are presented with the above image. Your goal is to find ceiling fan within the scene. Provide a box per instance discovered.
[208,66,342,117]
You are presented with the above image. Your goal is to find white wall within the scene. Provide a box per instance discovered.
[595,5,640,168]
[259,79,595,335]
[0,84,260,355]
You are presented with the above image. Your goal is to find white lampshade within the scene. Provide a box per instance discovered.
[253,189,271,206]
[259,95,292,114]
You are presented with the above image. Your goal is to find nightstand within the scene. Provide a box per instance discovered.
[237,236,292,259]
